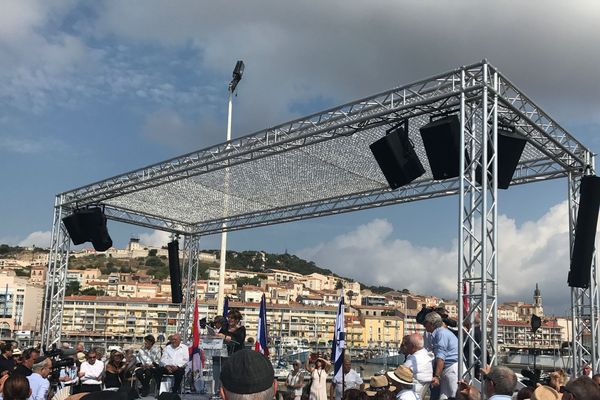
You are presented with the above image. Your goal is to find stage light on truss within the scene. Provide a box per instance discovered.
[370,120,425,190]
[229,60,245,93]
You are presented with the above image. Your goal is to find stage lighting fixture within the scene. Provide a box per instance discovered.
[476,128,527,189]
[370,120,425,190]
[62,206,113,251]
[229,60,245,93]
[569,175,600,288]
[419,115,468,181]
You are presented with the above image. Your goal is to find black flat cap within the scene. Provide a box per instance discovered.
[220,349,274,394]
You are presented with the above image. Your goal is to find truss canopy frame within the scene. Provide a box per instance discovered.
[43,61,597,374]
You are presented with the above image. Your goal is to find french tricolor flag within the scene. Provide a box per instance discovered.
[255,293,269,356]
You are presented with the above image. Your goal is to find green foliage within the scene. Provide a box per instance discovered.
[148,249,158,257]
[366,285,395,294]
[148,265,169,280]
[145,256,164,267]
[335,280,344,289]
[65,281,81,296]
[81,287,105,296]
[236,276,261,287]
[99,265,117,275]
[120,265,132,273]
[15,268,31,277]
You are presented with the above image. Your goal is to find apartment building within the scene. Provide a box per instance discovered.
[0,271,44,332]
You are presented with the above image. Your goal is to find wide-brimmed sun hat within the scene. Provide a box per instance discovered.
[386,365,414,386]
[365,375,396,396]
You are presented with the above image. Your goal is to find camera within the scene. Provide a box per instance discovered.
[42,346,77,391]
[416,305,458,328]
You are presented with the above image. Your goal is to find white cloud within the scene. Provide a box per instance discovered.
[297,201,574,314]
[18,231,52,248]
[138,230,172,248]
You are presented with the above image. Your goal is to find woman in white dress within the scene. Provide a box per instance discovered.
[305,355,331,400]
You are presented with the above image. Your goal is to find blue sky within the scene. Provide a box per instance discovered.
[1,1,599,314]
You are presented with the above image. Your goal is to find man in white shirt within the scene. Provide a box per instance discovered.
[136,334,162,396]
[402,333,433,398]
[330,355,363,400]
[158,333,189,394]
[27,357,51,400]
[78,349,104,392]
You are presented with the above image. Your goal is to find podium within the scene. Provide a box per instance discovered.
[200,336,228,396]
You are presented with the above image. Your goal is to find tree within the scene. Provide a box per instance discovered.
[335,280,344,290]
[148,249,158,257]
[81,288,105,296]
[145,256,164,267]
[346,290,356,306]
[65,281,80,296]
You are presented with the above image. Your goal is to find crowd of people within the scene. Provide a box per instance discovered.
[0,308,249,400]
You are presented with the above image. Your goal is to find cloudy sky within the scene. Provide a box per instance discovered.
[1,1,599,314]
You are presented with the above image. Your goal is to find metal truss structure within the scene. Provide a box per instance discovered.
[177,235,202,336]
[43,61,596,373]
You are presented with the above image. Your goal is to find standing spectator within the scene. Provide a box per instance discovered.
[402,334,433,398]
[75,343,86,366]
[547,369,568,393]
[0,344,15,376]
[2,374,31,400]
[481,366,516,400]
[26,357,51,400]
[284,360,304,400]
[136,335,161,397]
[581,363,592,378]
[305,355,330,400]
[13,348,40,377]
[78,349,104,392]
[423,312,459,400]
[330,355,363,400]
[157,333,188,394]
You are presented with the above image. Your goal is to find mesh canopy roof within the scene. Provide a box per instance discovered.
[58,61,592,236]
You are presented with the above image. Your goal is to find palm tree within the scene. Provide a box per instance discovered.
[346,290,356,307]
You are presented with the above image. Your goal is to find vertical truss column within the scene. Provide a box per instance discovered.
[568,172,599,374]
[178,234,201,338]
[458,62,498,378]
[41,196,71,349]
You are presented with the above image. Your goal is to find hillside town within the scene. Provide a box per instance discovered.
[0,239,573,355]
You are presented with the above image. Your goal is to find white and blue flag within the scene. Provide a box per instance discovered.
[331,295,346,381]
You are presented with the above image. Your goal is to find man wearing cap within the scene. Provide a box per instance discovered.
[27,357,52,400]
[401,334,433,398]
[157,333,188,394]
[423,312,459,400]
[387,366,417,400]
[220,348,277,400]
[13,348,40,377]
[330,354,363,400]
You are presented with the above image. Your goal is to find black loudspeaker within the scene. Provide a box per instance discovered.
[476,129,527,189]
[569,175,600,288]
[370,123,425,189]
[419,115,467,180]
[62,207,113,251]
[531,314,542,333]
[168,240,183,304]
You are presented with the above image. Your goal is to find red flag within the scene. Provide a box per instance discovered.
[463,282,469,315]
[190,299,204,367]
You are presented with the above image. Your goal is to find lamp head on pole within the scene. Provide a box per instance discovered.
[229,60,245,93]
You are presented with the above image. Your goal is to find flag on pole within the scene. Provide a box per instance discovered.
[331,295,346,381]
[463,281,470,315]
[189,299,204,392]
[255,293,269,356]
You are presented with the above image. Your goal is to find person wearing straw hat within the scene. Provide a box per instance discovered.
[364,375,396,397]
[530,385,560,400]
[386,366,417,400]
